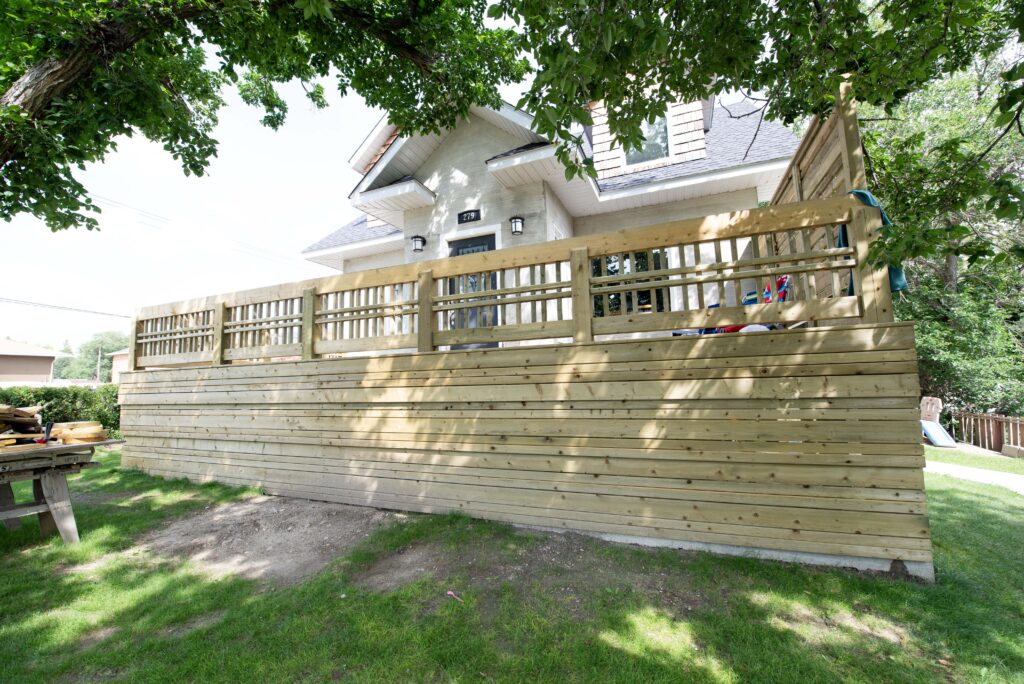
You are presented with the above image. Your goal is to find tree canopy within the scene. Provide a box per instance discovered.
[865,58,1024,415]
[2,0,1022,263]
[53,331,130,383]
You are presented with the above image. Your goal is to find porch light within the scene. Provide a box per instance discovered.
[509,216,525,236]
[410,235,427,252]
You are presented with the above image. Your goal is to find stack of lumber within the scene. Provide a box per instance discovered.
[1,407,108,452]
[53,422,108,444]
[0,405,42,446]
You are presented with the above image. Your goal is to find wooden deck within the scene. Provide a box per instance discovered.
[118,93,933,579]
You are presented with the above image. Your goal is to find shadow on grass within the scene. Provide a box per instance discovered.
[2,457,1022,683]
[0,451,258,682]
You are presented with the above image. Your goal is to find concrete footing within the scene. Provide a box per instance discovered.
[529,525,936,582]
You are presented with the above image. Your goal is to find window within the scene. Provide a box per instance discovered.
[624,116,670,165]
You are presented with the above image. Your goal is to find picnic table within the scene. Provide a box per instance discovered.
[0,440,124,544]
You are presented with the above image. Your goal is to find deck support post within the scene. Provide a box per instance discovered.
[849,207,893,324]
[570,248,593,343]
[302,288,316,360]
[210,303,227,365]
[417,270,434,353]
[127,318,139,371]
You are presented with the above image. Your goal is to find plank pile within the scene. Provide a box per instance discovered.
[1,405,108,453]
[0,405,43,447]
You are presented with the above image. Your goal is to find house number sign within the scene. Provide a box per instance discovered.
[457,209,481,224]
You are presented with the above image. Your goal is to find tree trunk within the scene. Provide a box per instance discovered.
[0,2,434,170]
[0,53,96,116]
[943,252,958,293]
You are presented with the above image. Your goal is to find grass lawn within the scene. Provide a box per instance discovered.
[2,450,1023,683]
[926,445,1024,476]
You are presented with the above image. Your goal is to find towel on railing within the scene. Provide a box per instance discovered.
[841,190,909,294]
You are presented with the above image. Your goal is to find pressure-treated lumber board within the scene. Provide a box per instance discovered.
[122,442,924,489]
[118,360,919,394]
[123,446,926,511]
[119,348,920,391]
[120,322,933,573]
[122,322,916,384]
[123,438,926,494]
[121,405,923,424]
[129,461,933,562]
[117,412,923,445]
[120,374,920,407]
[123,455,929,537]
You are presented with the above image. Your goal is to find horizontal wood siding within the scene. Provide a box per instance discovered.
[119,322,932,566]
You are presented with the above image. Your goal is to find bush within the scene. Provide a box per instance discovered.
[895,268,1024,417]
[0,385,120,431]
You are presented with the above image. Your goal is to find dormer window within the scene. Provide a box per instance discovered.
[625,116,670,165]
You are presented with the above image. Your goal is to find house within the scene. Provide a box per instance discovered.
[0,339,70,384]
[302,98,798,273]
[107,348,130,384]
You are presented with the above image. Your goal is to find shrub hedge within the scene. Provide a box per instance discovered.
[0,385,120,432]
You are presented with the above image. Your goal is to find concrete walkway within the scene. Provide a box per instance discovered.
[925,461,1024,496]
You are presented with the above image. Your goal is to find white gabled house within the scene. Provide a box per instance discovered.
[302,97,798,273]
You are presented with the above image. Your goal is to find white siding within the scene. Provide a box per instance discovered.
[573,189,758,236]
[344,249,406,273]
[402,114,549,262]
[544,182,574,240]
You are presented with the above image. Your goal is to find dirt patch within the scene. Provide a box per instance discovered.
[354,530,708,620]
[357,543,442,592]
[79,626,118,650]
[138,495,394,585]
[70,491,130,506]
[158,610,226,639]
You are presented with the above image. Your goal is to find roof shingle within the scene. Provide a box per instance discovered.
[301,214,401,253]
[597,103,799,191]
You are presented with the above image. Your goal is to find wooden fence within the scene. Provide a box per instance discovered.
[956,412,1024,456]
[129,196,893,369]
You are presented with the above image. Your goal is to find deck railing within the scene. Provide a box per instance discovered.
[956,412,1024,455]
[129,196,893,370]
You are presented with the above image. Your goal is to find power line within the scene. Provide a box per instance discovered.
[93,193,315,268]
[0,298,131,319]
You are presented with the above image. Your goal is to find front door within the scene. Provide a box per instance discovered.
[448,234,497,349]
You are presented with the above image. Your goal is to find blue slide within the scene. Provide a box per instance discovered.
[921,420,957,448]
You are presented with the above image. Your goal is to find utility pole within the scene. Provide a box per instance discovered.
[96,345,102,382]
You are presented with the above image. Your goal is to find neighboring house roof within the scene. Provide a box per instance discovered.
[107,348,130,357]
[302,214,401,253]
[597,103,799,192]
[0,339,70,358]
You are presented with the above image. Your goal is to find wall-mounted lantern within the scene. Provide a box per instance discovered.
[509,216,525,236]
[410,235,427,252]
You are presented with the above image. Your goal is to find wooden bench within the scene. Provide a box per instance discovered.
[0,440,123,544]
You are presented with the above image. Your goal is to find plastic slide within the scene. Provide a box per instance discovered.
[921,420,957,448]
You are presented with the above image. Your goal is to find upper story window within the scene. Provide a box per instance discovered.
[624,117,670,165]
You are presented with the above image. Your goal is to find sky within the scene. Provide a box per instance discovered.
[1,82,388,352]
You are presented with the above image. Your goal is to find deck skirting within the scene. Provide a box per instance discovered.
[119,322,933,579]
